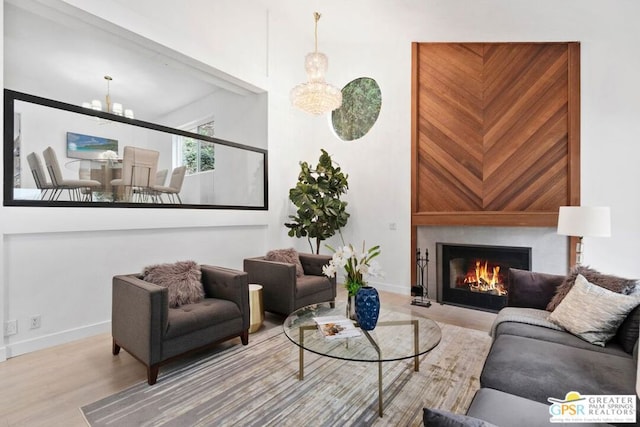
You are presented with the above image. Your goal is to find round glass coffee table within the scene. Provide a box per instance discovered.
[283,301,441,417]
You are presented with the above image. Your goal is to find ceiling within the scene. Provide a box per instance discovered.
[3,0,253,123]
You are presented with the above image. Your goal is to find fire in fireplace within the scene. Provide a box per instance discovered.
[462,260,508,296]
[437,243,531,312]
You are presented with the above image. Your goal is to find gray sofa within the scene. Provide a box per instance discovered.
[112,265,249,385]
[424,267,640,427]
[461,268,639,427]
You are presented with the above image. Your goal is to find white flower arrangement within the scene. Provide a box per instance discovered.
[323,242,382,296]
[100,150,118,160]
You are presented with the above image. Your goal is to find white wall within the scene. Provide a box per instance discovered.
[2,0,640,359]
[0,0,272,360]
[155,91,268,150]
[263,0,640,290]
[3,224,266,356]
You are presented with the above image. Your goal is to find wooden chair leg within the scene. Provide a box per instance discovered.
[112,339,121,355]
[147,365,160,385]
[241,330,249,345]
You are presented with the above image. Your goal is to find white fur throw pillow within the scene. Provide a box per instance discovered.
[142,260,204,308]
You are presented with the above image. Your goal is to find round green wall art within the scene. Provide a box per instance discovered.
[332,77,382,141]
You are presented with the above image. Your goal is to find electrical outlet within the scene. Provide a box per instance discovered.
[29,315,41,330]
[389,222,397,231]
[4,320,17,336]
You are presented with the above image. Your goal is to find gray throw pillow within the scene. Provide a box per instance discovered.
[616,304,640,354]
[507,268,565,309]
[548,274,640,346]
[142,260,204,308]
[423,408,497,427]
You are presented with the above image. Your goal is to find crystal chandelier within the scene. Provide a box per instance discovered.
[290,12,342,115]
[83,75,134,119]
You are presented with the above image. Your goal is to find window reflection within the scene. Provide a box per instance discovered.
[4,90,267,209]
[177,120,216,175]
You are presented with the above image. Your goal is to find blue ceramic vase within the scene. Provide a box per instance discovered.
[355,286,380,330]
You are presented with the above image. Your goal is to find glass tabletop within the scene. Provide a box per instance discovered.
[283,301,442,363]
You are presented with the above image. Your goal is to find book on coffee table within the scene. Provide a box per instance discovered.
[314,316,361,339]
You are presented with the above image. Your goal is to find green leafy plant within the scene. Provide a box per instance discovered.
[285,149,350,254]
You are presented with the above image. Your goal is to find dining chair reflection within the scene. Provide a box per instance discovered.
[110,146,160,202]
[42,146,101,201]
[152,165,186,204]
[27,152,56,200]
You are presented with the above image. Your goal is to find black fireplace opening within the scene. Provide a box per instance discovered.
[436,243,532,312]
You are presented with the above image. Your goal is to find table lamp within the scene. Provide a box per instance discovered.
[557,206,611,265]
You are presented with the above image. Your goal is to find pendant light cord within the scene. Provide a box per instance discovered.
[313,12,321,53]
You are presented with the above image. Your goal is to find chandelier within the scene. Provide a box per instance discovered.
[290,12,342,115]
[82,75,134,119]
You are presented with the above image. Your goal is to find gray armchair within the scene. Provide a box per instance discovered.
[243,253,336,316]
[112,265,249,385]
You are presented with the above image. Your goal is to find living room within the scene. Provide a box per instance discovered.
[1,0,639,425]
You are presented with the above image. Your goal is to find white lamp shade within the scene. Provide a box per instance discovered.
[557,206,611,238]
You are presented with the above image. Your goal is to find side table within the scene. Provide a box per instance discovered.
[248,284,264,333]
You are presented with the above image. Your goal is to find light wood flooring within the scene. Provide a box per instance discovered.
[0,290,495,426]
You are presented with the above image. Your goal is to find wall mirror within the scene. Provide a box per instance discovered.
[4,90,267,209]
[3,0,268,209]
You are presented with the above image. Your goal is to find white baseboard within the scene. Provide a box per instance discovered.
[0,346,6,362]
[370,280,411,296]
[4,320,111,359]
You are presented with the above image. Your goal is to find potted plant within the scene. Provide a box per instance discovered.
[322,242,382,325]
[285,149,349,254]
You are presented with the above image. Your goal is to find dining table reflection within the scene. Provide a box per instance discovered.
[66,158,123,201]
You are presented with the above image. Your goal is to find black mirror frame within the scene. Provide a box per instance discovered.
[3,89,268,210]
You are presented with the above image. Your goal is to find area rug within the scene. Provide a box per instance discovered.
[81,322,491,426]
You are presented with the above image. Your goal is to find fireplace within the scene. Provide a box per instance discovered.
[436,243,532,312]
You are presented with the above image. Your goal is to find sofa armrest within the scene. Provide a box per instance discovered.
[298,253,332,276]
[244,257,296,315]
[507,268,565,310]
[112,274,168,365]
[201,265,249,330]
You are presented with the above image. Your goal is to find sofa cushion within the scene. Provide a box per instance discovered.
[423,407,497,427]
[494,322,630,358]
[548,274,640,346]
[480,334,637,405]
[296,275,333,298]
[165,298,241,339]
[547,265,636,311]
[266,248,304,277]
[507,268,565,310]
[466,388,605,427]
[143,260,204,308]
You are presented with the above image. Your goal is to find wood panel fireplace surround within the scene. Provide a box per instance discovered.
[411,42,581,283]
[436,243,532,312]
